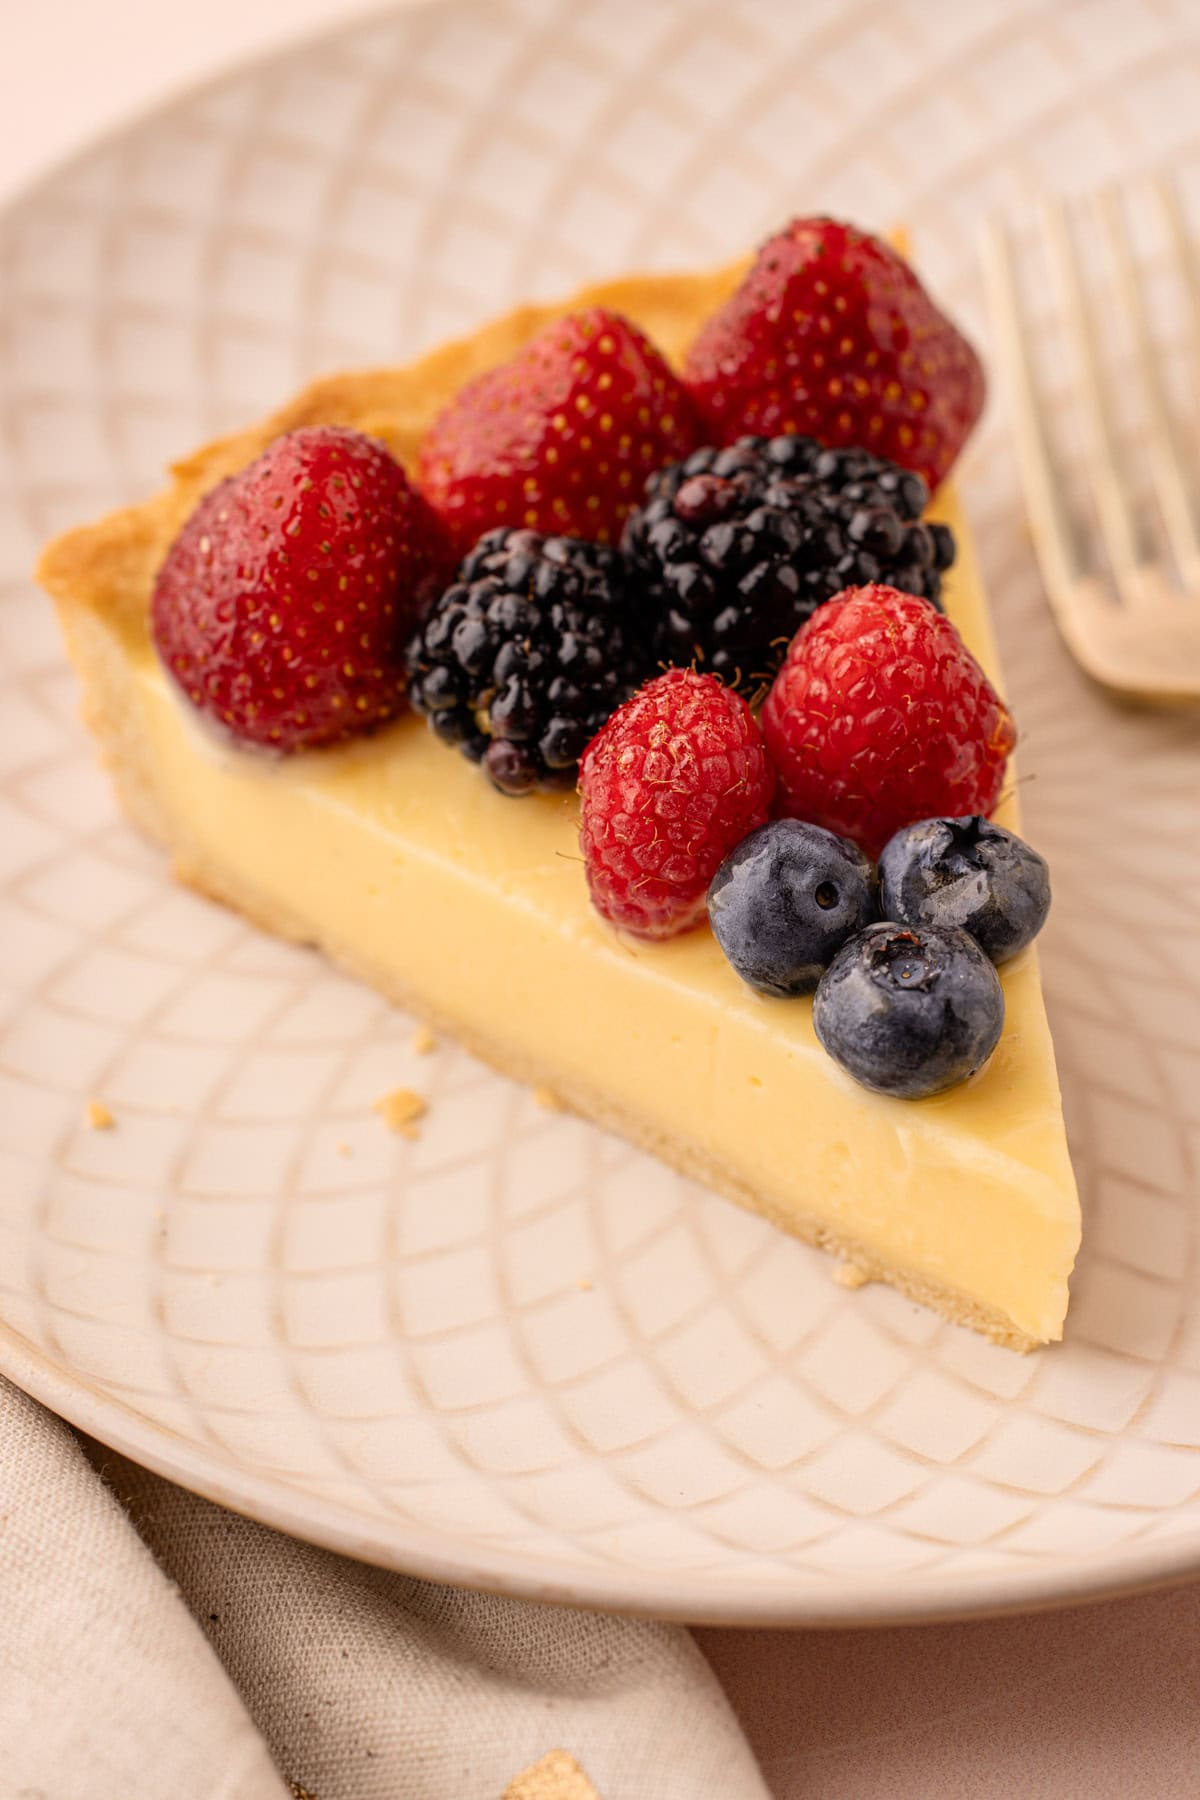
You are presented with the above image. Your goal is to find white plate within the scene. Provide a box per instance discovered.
[2,0,1199,1626]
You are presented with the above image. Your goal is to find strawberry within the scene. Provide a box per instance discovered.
[578,668,775,939]
[418,309,700,555]
[684,217,985,491]
[152,427,448,752]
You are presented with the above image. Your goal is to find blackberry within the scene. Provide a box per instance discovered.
[622,434,955,692]
[406,527,648,796]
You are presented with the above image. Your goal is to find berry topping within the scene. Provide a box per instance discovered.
[684,217,985,491]
[762,585,1016,859]
[813,922,1004,1099]
[151,427,446,753]
[406,527,649,795]
[708,819,879,996]
[578,668,775,940]
[418,309,700,556]
[622,433,952,691]
[879,816,1050,965]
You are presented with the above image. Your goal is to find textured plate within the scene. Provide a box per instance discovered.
[2,0,1199,1626]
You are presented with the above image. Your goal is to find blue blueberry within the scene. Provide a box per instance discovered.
[878,816,1050,966]
[707,820,879,997]
[813,922,1004,1098]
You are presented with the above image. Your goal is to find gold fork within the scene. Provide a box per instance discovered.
[982,182,1200,705]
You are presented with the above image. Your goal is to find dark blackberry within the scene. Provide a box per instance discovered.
[406,527,648,796]
[622,434,955,692]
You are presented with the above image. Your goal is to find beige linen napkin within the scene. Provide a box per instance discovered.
[0,1375,769,1800]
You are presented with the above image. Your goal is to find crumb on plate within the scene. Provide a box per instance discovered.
[84,1099,114,1131]
[411,1024,437,1056]
[373,1087,427,1139]
[834,1261,870,1291]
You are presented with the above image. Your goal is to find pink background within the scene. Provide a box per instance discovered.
[699,1585,1200,1796]
[7,6,1199,1795]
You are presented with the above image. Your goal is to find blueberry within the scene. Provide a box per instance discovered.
[707,820,879,997]
[878,816,1050,965]
[813,923,1004,1099]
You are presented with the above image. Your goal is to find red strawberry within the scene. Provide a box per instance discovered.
[579,668,775,940]
[152,427,447,752]
[762,585,1015,859]
[418,309,700,555]
[685,218,985,491]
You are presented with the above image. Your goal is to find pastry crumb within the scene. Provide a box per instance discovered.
[335,1141,353,1158]
[834,1261,870,1291]
[84,1099,115,1131]
[576,1277,593,1292]
[373,1087,427,1139]
[411,1024,437,1056]
[504,1749,599,1800]
[533,1084,566,1112]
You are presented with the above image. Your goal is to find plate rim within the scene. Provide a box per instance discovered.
[6,1316,1200,1627]
[4,0,1199,1630]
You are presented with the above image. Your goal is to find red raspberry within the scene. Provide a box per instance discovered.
[685,217,985,492]
[579,669,775,939]
[152,427,448,752]
[762,586,1016,860]
[418,309,700,555]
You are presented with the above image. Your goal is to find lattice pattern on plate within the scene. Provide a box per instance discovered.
[0,0,1198,1623]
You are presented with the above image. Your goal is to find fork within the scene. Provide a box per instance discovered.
[982,181,1200,704]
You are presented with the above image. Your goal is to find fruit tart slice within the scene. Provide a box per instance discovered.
[38,221,1079,1349]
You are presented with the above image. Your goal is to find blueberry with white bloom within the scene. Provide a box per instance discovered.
[813,922,1004,1098]
[878,816,1050,966]
[707,819,878,997]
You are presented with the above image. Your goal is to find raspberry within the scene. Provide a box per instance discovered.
[152,427,447,752]
[406,527,650,795]
[684,218,985,492]
[623,432,953,692]
[762,586,1015,859]
[578,668,775,939]
[418,309,700,556]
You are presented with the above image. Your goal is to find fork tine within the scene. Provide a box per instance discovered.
[1099,184,1200,589]
[979,217,1082,604]
[1155,175,1200,464]
[1039,198,1145,599]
